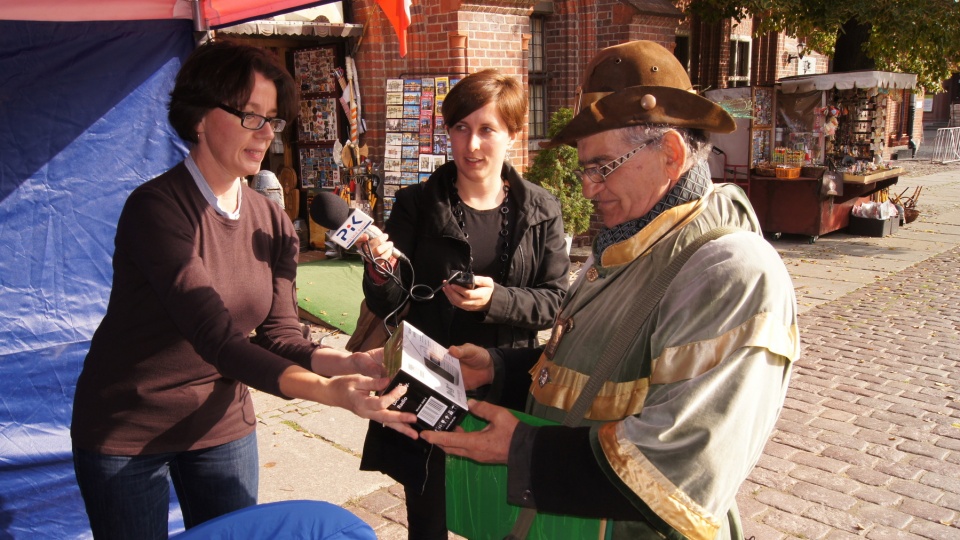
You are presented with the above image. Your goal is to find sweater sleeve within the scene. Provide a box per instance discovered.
[116,185,302,398]
[250,206,319,370]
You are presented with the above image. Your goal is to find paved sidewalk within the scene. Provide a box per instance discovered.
[257,165,960,538]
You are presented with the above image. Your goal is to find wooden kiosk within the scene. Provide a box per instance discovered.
[706,72,917,242]
[748,166,902,242]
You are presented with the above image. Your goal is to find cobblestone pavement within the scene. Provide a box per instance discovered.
[740,246,960,539]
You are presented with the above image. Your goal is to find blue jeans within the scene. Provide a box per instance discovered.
[73,431,259,540]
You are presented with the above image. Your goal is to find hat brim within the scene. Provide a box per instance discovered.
[541,86,736,149]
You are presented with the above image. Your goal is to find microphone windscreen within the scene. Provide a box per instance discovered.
[309,191,351,229]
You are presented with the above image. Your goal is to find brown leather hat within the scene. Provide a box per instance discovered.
[542,40,736,148]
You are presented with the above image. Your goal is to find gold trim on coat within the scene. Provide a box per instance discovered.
[529,357,649,421]
[597,422,722,540]
[652,312,801,384]
[528,313,798,419]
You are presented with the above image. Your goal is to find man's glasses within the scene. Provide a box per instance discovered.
[217,104,286,132]
[574,137,659,184]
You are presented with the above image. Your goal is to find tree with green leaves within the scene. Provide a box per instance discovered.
[526,108,593,237]
[688,0,960,94]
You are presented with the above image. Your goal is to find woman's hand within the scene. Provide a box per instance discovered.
[355,231,397,265]
[354,231,397,278]
[349,348,386,378]
[310,347,383,378]
[325,374,420,439]
[443,274,494,311]
[420,400,517,464]
[448,343,495,390]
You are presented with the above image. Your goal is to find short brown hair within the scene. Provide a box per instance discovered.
[442,69,526,135]
[168,40,298,144]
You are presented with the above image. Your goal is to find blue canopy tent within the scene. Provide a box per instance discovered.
[0,2,335,537]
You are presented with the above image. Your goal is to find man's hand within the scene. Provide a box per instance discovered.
[448,344,495,390]
[420,400,518,464]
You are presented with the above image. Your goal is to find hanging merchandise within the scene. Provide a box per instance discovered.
[332,139,344,167]
[347,56,365,136]
[332,66,355,164]
[381,75,460,221]
[347,56,369,165]
[293,46,340,190]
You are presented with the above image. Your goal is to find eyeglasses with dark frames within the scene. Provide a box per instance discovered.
[573,137,659,184]
[217,104,287,133]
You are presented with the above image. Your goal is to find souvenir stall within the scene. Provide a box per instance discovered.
[746,71,917,242]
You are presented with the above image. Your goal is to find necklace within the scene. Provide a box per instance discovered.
[450,180,512,284]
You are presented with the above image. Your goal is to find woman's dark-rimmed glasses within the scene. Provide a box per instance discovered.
[217,104,286,132]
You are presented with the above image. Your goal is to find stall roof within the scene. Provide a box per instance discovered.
[216,3,362,38]
[779,71,917,94]
[217,19,362,37]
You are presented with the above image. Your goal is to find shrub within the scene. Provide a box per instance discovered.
[525,108,592,236]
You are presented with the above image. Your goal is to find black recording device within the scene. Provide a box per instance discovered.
[447,270,475,289]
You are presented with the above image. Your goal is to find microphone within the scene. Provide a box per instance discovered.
[309,191,408,261]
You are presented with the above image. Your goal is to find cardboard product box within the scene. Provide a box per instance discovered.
[847,215,899,237]
[381,322,468,433]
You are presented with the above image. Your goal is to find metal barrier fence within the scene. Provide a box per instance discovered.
[933,127,960,164]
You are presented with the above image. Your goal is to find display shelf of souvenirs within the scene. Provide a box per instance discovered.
[839,162,904,184]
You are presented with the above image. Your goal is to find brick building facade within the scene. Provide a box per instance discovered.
[346,0,694,172]
[350,0,536,169]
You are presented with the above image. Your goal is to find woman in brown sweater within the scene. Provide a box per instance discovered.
[70,41,416,540]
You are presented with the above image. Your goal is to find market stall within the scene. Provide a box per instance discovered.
[710,71,917,242]
[749,164,902,242]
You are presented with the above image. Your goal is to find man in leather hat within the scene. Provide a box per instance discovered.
[419,40,800,539]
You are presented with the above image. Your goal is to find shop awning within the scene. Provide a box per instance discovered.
[217,19,362,37]
[779,71,917,94]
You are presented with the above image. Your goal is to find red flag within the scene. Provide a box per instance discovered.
[375,0,412,57]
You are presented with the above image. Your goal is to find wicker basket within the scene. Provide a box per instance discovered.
[904,208,920,224]
[775,166,801,179]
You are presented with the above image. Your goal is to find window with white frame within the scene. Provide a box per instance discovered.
[728,36,751,88]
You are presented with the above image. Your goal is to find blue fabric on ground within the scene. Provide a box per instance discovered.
[171,500,376,539]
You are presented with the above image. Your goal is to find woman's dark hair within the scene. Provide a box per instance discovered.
[442,69,526,134]
[168,40,298,144]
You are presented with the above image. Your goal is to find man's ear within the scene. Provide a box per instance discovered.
[660,130,689,180]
